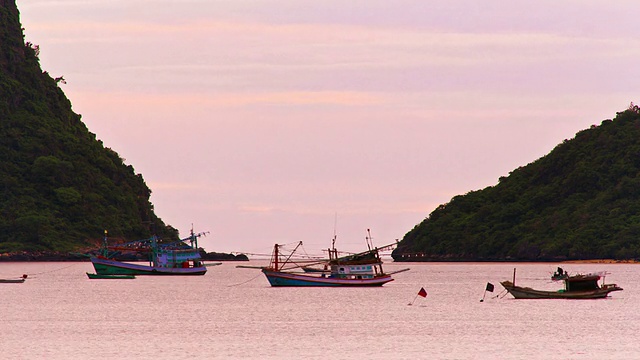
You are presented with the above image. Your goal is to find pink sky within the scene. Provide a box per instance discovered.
[17,1,640,255]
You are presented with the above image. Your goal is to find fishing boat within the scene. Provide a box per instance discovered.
[501,268,623,299]
[90,229,208,276]
[261,230,409,287]
[86,272,136,279]
[0,274,27,283]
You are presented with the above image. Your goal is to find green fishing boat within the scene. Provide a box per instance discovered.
[90,229,208,276]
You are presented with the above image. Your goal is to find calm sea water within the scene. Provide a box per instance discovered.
[1,261,638,359]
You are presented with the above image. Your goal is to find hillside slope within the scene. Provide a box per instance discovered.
[0,1,176,252]
[393,105,640,261]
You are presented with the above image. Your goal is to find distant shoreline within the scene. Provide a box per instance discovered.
[561,259,639,264]
[0,251,249,262]
[392,259,639,264]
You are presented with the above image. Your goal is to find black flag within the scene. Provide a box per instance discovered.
[486,282,495,292]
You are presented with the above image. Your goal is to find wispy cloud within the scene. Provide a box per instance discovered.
[73,90,383,107]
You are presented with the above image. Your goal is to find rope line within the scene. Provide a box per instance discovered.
[26,263,82,276]
[494,289,509,299]
[0,262,82,279]
[227,272,263,287]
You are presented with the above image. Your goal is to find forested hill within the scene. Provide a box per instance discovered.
[0,1,177,252]
[392,105,640,262]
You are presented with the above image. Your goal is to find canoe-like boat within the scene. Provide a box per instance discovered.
[90,229,208,276]
[260,230,409,287]
[86,272,136,279]
[0,274,28,283]
[501,270,623,299]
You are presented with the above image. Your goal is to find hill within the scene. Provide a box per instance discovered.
[392,105,640,261]
[0,1,177,253]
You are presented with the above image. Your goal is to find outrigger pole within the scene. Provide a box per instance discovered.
[271,241,303,271]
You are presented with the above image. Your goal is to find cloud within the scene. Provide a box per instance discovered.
[71,89,383,108]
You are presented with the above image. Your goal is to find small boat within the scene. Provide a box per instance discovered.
[551,267,568,281]
[501,268,623,299]
[261,230,409,287]
[0,274,27,284]
[90,228,208,276]
[86,272,136,279]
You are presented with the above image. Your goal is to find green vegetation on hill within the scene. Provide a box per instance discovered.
[0,1,177,252]
[393,105,640,261]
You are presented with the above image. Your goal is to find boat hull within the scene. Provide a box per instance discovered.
[501,281,622,299]
[262,269,393,287]
[91,257,207,276]
[0,279,25,283]
[86,272,136,279]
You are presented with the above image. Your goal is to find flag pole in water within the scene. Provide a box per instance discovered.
[408,287,427,305]
[480,282,495,302]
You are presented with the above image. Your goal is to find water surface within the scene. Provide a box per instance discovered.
[1,262,636,359]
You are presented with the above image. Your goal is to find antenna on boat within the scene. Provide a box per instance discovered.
[332,212,338,251]
[366,228,373,251]
[102,230,108,257]
[189,223,199,249]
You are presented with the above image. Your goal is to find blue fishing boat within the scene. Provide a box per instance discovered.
[261,230,409,287]
[90,229,208,276]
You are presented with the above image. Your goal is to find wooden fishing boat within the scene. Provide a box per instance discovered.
[86,272,136,279]
[501,269,622,299]
[90,229,208,276]
[261,230,409,287]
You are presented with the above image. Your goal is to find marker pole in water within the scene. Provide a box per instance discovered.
[480,282,494,302]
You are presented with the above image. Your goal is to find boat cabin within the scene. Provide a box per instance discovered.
[330,264,377,279]
[156,249,203,269]
[564,274,601,292]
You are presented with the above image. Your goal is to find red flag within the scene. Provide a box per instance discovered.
[418,287,427,298]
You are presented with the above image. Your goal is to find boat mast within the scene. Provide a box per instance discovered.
[102,230,108,257]
[366,229,384,275]
[332,213,338,260]
[150,235,158,267]
[330,233,337,261]
[191,224,197,249]
[274,244,279,271]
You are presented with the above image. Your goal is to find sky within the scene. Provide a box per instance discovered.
[16,0,640,255]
